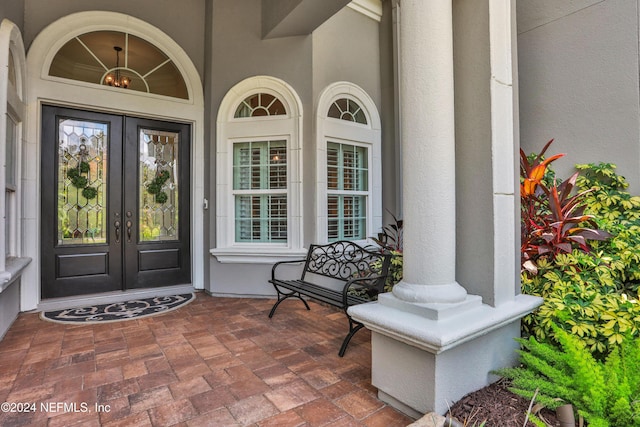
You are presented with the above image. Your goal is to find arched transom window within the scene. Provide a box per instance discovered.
[328,98,368,124]
[49,31,188,99]
[235,93,286,118]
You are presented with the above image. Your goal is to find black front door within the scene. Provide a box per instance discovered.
[41,106,191,299]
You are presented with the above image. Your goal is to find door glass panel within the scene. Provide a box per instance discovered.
[58,119,108,245]
[140,129,179,241]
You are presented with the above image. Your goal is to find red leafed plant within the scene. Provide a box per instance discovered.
[520,140,610,272]
[371,210,403,253]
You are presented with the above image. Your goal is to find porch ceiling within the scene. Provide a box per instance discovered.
[262,0,352,39]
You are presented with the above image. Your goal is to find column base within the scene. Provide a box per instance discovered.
[348,293,543,415]
[392,280,468,304]
[379,292,482,321]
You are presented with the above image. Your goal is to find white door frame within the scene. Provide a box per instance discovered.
[23,11,205,310]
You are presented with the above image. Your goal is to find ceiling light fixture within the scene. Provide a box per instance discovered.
[104,46,130,88]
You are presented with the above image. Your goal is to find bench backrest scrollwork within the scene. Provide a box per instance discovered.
[302,241,392,291]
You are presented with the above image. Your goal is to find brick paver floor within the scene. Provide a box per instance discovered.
[0,292,414,426]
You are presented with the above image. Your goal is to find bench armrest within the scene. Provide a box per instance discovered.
[342,274,389,307]
[271,259,307,281]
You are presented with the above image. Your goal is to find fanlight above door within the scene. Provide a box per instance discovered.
[49,31,188,99]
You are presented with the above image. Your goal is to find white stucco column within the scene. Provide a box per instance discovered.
[392,0,467,303]
[349,0,543,417]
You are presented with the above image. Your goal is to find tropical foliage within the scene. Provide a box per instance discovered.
[521,154,640,358]
[371,211,403,292]
[520,139,610,272]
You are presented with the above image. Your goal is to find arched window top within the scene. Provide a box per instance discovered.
[8,49,16,87]
[234,93,287,118]
[328,98,367,124]
[1,19,25,100]
[48,30,188,99]
[218,76,301,123]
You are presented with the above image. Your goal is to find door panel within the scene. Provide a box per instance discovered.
[41,106,123,298]
[123,117,191,289]
[57,253,108,277]
[41,106,191,298]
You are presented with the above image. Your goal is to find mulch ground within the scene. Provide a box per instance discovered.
[446,379,560,427]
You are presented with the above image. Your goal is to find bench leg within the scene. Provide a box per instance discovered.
[268,288,311,318]
[339,318,364,357]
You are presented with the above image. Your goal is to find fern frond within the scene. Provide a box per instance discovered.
[552,326,607,413]
[526,412,549,427]
[507,387,563,410]
[518,350,573,389]
[518,336,571,373]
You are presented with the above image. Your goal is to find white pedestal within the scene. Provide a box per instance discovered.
[348,292,543,416]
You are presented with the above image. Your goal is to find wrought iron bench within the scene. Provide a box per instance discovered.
[268,240,392,357]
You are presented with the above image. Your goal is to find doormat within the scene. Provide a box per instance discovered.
[40,293,195,324]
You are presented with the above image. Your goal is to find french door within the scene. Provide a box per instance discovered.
[41,106,191,299]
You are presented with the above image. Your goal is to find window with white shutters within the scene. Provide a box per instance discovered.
[233,140,288,243]
[213,77,304,263]
[316,83,382,244]
[326,142,368,241]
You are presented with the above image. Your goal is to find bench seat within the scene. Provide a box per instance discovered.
[268,241,392,356]
[269,279,373,309]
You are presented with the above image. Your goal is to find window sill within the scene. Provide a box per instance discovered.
[0,256,32,293]
[210,247,308,264]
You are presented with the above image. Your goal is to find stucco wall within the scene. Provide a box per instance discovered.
[453,0,496,304]
[313,5,397,225]
[22,0,206,79]
[0,0,24,30]
[208,0,312,296]
[312,5,385,229]
[379,0,399,218]
[312,8,381,106]
[518,0,640,192]
[207,2,383,297]
[0,280,20,340]
[453,0,522,305]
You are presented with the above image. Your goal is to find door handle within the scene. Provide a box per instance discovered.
[114,220,121,244]
[126,220,133,243]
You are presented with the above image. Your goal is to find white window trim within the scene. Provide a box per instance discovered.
[0,19,31,291]
[316,82,382,244]
[211,76,305,263]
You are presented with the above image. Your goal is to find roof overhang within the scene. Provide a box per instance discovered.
[262,0,381,39]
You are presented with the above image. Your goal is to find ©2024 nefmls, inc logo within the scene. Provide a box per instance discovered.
[1,401,111,414]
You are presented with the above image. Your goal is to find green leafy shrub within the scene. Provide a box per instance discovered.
[521,252,640,357]
[576,162,640,288]
[495,325,640,427]
[383,252,402,292]
[576,162,640,225]
[522,161,640,358]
